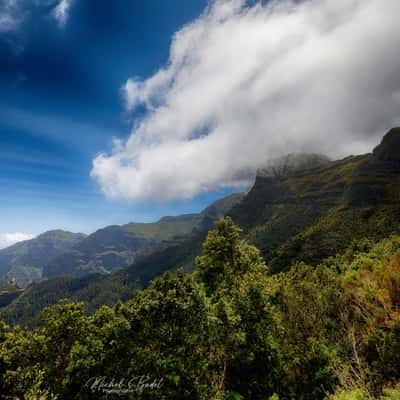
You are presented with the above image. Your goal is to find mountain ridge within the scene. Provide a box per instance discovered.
[42,192,244,278]
[0,230,86,287]
[3,128,400,325]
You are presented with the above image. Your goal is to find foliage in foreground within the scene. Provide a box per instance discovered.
[1,218,400,399]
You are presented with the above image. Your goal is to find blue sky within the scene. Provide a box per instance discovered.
[0,0,236,237]
[1,0,400,244]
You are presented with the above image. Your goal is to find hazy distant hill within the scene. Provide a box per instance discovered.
[42,192,244,278]
[0,230,86,287]
[0,193,244,324]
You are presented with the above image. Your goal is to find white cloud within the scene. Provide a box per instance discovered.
[0,0,22,32]
[0,232,35,250]
[92,0,400,201]
[52,0,73,27]
[0,0,73,34]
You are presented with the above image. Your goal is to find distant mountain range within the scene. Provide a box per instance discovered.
[0,192,244,288]
[0,231,86,287]
[3,128,400,326]
[42,192,243,279]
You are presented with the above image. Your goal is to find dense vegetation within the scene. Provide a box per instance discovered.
[1,129,400,398]
[4,129,400,324]
[0,194,244,325]
[1,218,400,399]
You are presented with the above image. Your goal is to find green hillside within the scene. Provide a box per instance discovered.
[3,128,400,327]
[124,128,400,289]
[2,129,400,399]
[230,128,400,272]
[123,214,202,241]
[42,192,244,279]
[0,193,244,325]
[0,230,86,288]
[2,218,400,400]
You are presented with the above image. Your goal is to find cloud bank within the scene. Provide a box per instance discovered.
[92,0,400,201]
[0,232,34,249]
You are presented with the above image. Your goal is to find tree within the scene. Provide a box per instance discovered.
[340,252,400,391]
[275,263,342,399]
[196,218,281,399]
[196,217,267,294]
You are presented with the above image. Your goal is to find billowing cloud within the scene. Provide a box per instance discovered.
[52,0,73,27]
[0,232,34,249]
[92,0,400,202]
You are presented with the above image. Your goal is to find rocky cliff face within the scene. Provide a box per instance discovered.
[230,128,400,271]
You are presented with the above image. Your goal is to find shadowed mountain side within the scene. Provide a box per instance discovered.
[0,231,86,287]
[0,193,244,325]
[3,128,400,326]
[42,192,244,278]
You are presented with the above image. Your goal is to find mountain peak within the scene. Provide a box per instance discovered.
[257,153,330,178]
[373,127,400,164]
[37,230,86,240]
